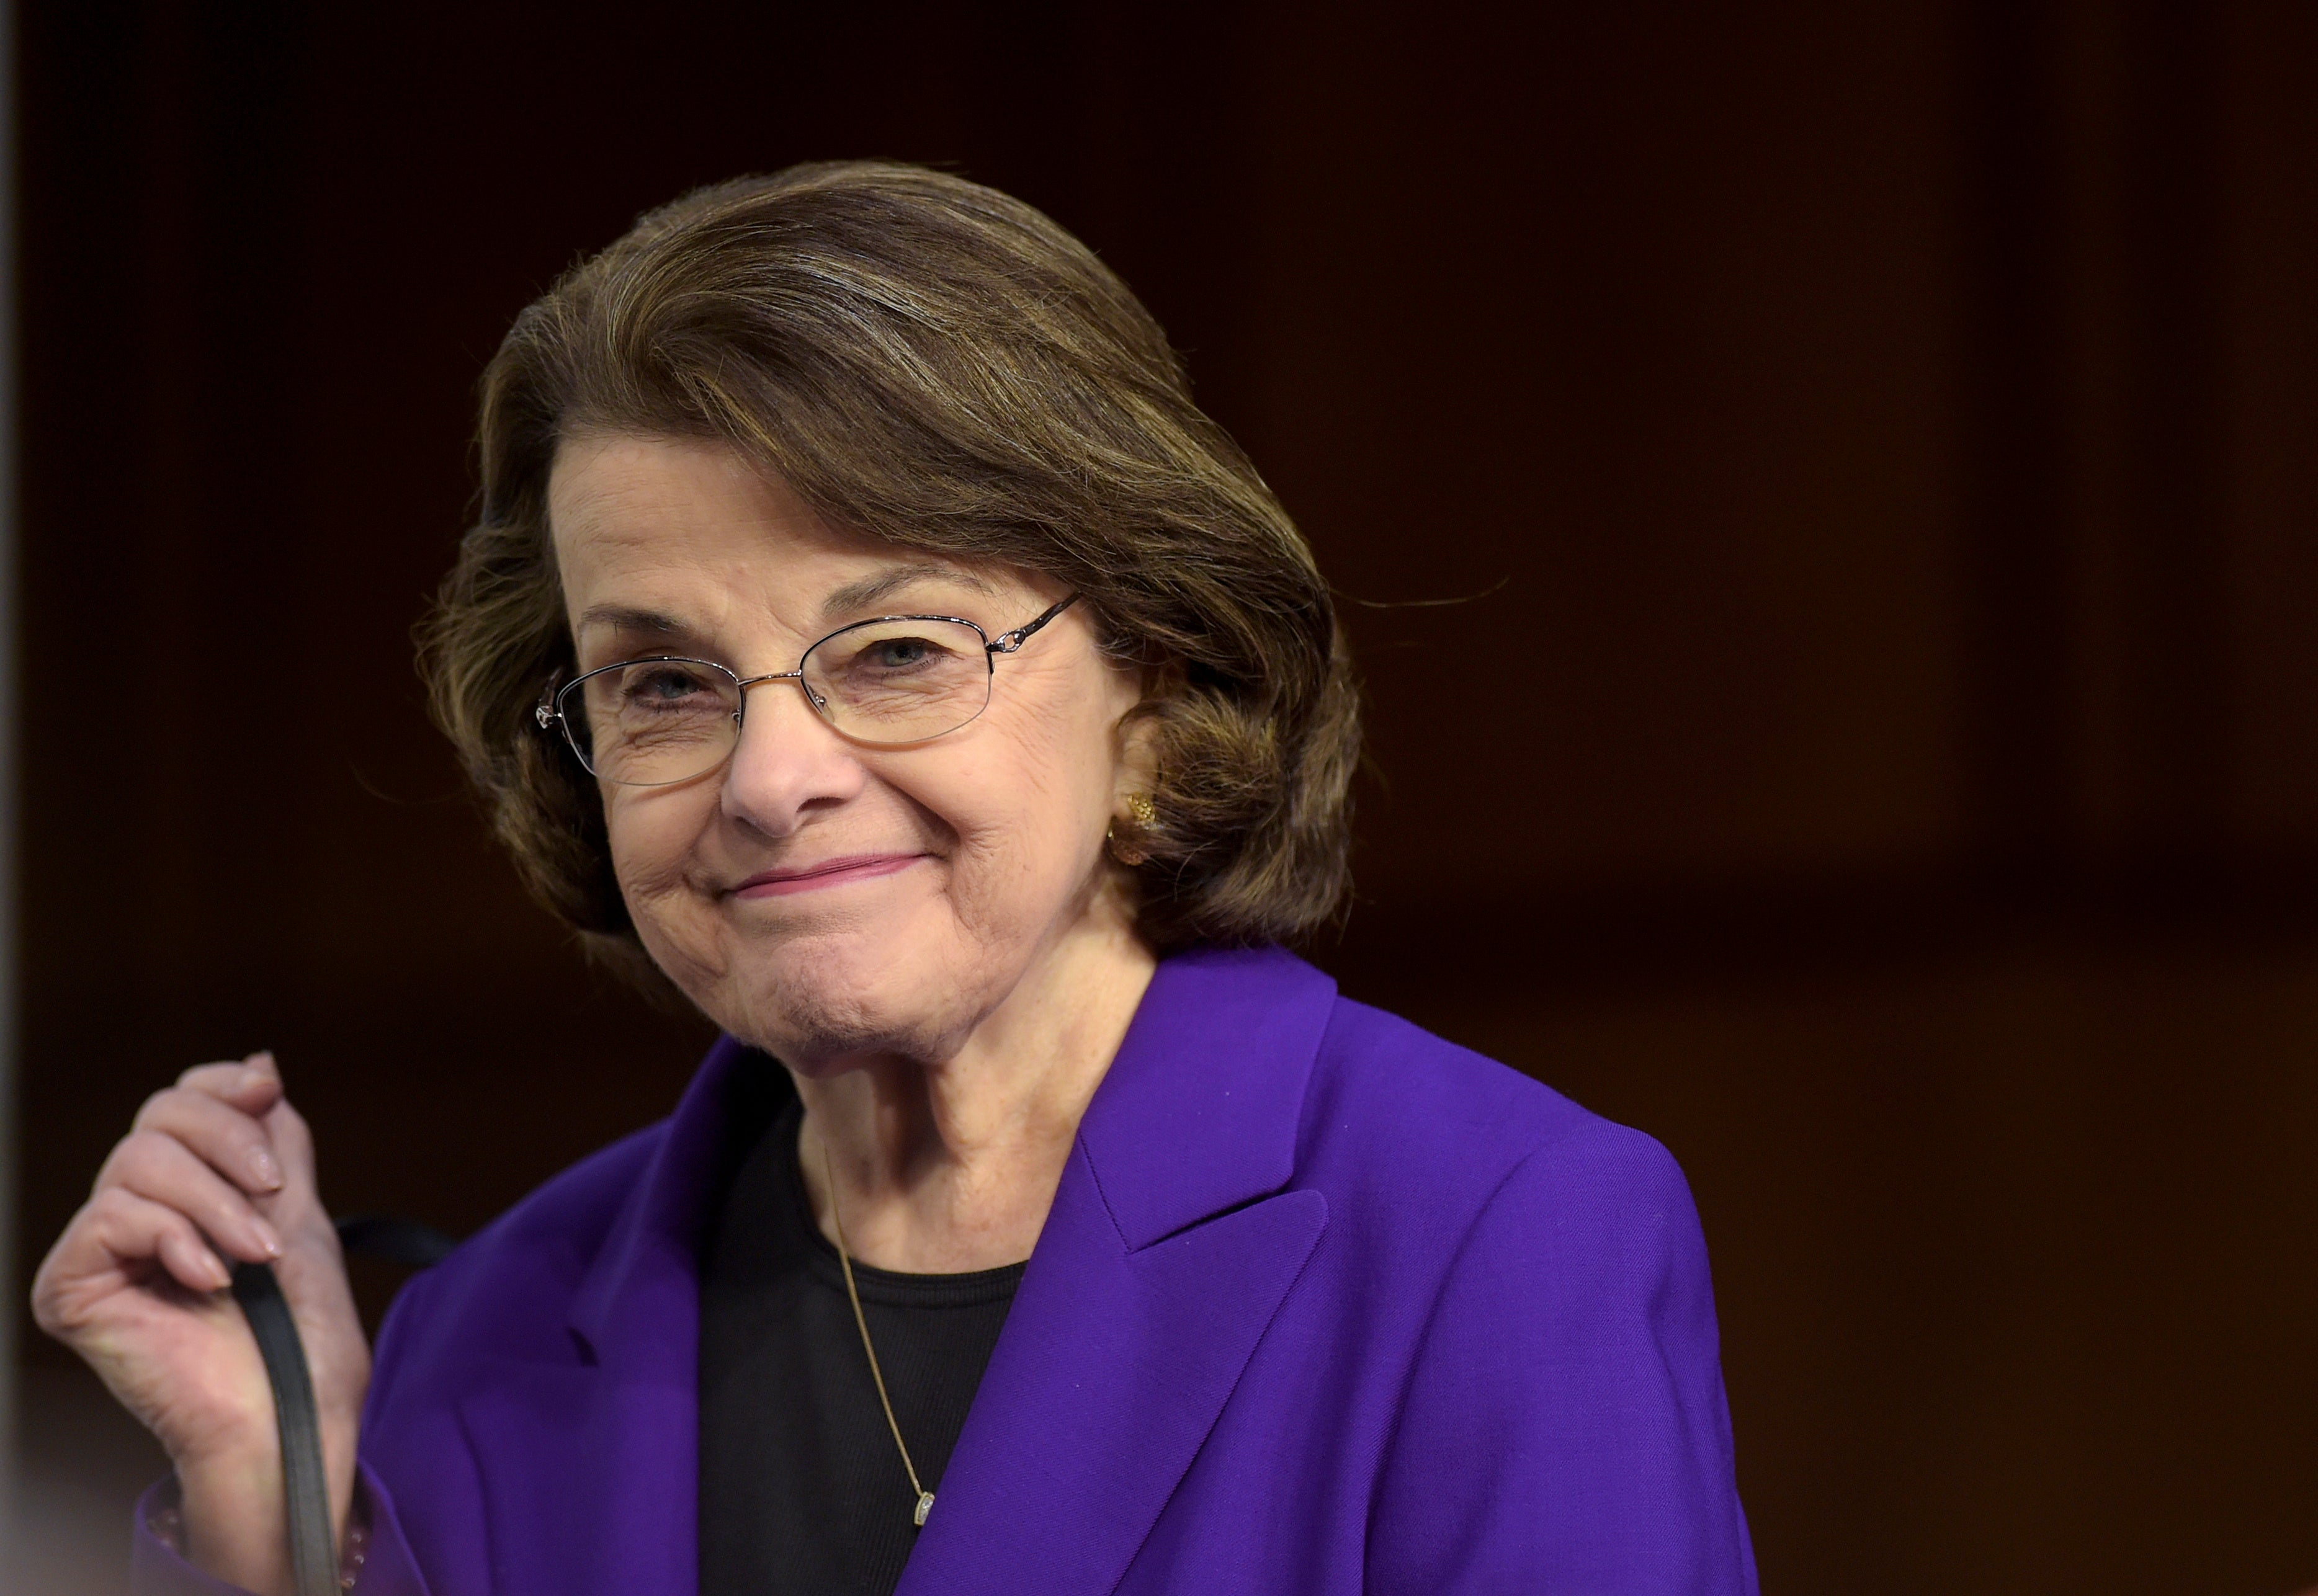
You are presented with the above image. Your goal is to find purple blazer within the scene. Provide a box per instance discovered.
[137,945,1756,1594]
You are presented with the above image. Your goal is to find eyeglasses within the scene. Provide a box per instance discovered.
[535,594,1081,787]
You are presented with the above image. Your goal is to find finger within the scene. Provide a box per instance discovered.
[154,1218,238,1294]
[175,1053,285,1117]
[257,1092,318,1190]
[95,1187,232,1294]
[101,1130,284,1264]
[63,1188,233,1303]
[177,1051,284,1105]
[132,1088,285,1195]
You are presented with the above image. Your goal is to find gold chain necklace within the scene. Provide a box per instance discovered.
[821,1141,937,1528]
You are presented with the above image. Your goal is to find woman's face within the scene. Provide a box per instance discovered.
[548,434,1151,1069]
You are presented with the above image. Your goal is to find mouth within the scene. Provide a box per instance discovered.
[727,854,927,898]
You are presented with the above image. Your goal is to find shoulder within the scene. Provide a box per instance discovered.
[1300,992,1696,1249]
[369,1121,669,1385]
[1315,1002,1753,1589]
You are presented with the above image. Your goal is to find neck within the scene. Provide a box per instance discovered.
[792,915,1157,1273]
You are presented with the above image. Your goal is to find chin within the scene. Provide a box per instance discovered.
[689,918,987,1071]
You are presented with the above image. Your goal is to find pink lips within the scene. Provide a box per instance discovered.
[729,854,924,898]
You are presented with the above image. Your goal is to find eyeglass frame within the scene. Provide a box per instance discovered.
[534,593,1083,786]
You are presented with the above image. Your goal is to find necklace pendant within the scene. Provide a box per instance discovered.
[914,1491,935,1528]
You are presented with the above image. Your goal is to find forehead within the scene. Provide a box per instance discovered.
[547,434,1008,611]
[550,434,834,566]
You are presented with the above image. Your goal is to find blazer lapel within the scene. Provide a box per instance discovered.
[898,947,1338,1596]
[453,1357,694,1596]
[439,947,1336,1596]
[452,1035,776,1596]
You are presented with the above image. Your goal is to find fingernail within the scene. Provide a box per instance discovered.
[203,1250,233,1290]
[248,1146,284,1191]
[249,1217,284,1260]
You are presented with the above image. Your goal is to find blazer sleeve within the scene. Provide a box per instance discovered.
[130,1268,447,1596]
[1365,1125,1758,1595]
[130,1463,434,1596]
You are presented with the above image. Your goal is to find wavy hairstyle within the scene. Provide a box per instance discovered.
[423,161,1358,971]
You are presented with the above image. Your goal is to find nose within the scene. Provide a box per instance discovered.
[718,672,866,836]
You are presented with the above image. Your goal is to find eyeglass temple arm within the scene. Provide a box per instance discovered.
[534,670,566,729]
[990,593,1081,655]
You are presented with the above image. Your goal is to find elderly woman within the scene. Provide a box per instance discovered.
[35,164,1756,1596]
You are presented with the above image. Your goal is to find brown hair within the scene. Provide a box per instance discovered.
[423,161,1358,968]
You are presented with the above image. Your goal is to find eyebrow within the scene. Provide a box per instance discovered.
[575,604,696,640]
[819,563,997,620]
[573,565,1001,645]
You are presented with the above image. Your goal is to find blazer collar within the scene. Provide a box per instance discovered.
[898,945,1339,1594]
[535,945,1340,1595]
[566,942,1337,1358]
[1072,943,1335,1247]
[493,1037,775,1595]
[565,1032,770,1366]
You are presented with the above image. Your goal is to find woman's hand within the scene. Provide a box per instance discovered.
[31,1053,371,1596]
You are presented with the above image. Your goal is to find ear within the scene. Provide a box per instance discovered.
[1111,703,1163,809]
[1106,653,1173,810]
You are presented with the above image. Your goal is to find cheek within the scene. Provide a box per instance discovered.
[606,790,740,994]
[924,700,1112,895]
[604,788,710,905]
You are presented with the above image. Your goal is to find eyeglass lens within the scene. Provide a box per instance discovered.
[563,617,997,785]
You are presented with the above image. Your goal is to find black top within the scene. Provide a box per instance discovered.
[700,1090,1026,1596]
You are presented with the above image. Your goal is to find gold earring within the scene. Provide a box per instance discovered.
[1108,793,1157,866]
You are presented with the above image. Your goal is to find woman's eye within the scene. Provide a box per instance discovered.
[626,667,717,705]
[867,638,937,669]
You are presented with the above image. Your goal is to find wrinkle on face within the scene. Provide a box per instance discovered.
[547,433,1152,1074]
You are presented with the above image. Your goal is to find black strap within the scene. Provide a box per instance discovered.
[334,1213,459,1270]
[230,1262,339,1596]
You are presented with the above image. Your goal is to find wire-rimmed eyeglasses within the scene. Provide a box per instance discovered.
[535,594,1081,787]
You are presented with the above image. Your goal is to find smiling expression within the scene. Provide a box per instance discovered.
[548,433,1153,1071]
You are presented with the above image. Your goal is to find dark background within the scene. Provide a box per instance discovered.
[11,4,2318,1593]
